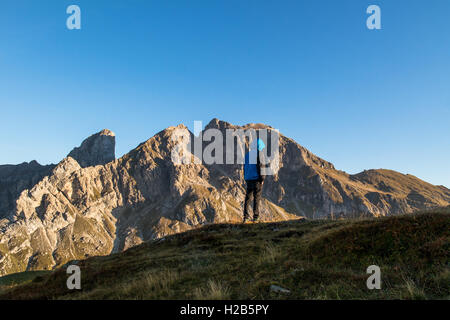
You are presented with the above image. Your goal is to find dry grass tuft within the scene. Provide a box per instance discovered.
[193,279,231,300]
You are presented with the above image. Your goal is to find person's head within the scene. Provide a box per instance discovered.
[257,138,265,151]
[249,137,265,152]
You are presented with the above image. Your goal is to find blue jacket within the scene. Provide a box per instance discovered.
[244,151,260,181]
[244,139,266,181]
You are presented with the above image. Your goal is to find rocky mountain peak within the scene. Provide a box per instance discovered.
[51,157,81,178]
[204,119,275,134]
[242,122,273,130]
[68,129,116,168]
[99,129,115,137]
[205,118,234,131]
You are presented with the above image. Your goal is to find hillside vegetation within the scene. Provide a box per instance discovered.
[0,207,448,300]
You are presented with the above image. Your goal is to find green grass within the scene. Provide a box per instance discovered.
[0,207,448,300]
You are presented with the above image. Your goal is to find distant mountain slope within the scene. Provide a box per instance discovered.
[352,169,450,210]
[0,119,449,276]
[1,208,448,300]
[0,161,55,219]
[0,129,116,220]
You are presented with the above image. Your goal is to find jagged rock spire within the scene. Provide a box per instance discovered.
[68,129,116,168]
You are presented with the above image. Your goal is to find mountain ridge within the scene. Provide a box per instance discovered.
[0,119,449,276]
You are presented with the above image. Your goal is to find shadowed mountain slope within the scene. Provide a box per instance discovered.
[0,161,55,219]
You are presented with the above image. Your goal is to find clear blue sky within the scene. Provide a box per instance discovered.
[0,0,449,187]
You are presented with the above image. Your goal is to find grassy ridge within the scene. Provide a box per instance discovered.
[0,207,448,300]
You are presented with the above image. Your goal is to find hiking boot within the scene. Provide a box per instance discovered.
[252,216,259,222]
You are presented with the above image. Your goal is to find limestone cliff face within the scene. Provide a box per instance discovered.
[68,129,115,168]
[0,120,449,276]
[0,130,116,220]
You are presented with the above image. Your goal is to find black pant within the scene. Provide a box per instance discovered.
[243,180,263,221]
